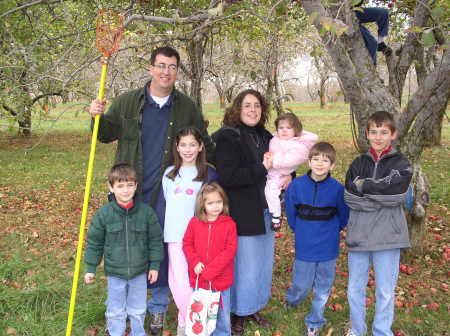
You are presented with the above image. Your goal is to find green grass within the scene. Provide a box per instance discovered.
[0,102,449,335]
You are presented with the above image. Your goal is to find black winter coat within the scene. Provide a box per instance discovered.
[213,125,272,236]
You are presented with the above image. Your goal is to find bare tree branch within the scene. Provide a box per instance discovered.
[0,0,63,19]
[398,47,450,139]
[125,12,212,27]
[387,0,431,103]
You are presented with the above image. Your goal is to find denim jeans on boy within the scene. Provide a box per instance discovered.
[355,7,389,64]
[147,286,170,313]
[106,273,147,336]
[286,258,336,329]
[212,288,231,336]
[347,249,400,336]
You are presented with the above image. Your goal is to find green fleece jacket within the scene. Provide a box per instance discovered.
[95,82,215,203]
[84,201,163,280]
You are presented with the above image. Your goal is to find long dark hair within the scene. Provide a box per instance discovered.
[222,89,269,128]
[166,127,207,182]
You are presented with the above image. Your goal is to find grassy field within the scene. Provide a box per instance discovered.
[0,102,449,336]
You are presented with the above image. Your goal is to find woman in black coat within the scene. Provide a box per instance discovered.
[213,89,274,335]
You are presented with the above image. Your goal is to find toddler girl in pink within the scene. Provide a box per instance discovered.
[264,113,318,230]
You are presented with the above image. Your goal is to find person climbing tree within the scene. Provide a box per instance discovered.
[354,1,393,64]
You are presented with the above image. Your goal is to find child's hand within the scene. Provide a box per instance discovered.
[194,262,205,275]
[148,270,159,284]
[263,154,273,170]
[84,273,95,284]
[280,174,292,190]
[353,176,365,191]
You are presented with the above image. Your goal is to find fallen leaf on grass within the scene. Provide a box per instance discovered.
[426,302,439,311]
[6,328,17,335]
[5,280,22,289]
[330,303,343,311]
[85,328,98,336]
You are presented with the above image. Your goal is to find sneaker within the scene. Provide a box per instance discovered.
[284,302,297,309]
[343,330,358,336]
[305,327,320,336]
[377,42,392,56]
[177,325,186,336]
[149,312,165,335]
[271,216,281,231]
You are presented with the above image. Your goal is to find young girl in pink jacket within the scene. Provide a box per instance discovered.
[264,113,318,230]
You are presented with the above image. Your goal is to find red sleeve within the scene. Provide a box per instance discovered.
[201,219,238,281]
[182,218,202,270]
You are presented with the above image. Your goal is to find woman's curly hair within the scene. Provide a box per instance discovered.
[222,89,270,127]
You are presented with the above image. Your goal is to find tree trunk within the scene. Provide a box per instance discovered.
[18,106,32,136]
[319,80,327,109]
[186,27,209,112]
[301,0,450,254]
[273,65,284,116]
[423,111,444,147]
[405,164,430,257]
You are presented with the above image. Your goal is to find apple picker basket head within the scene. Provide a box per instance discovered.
[96,9,124,58]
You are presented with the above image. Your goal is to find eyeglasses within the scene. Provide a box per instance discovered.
[152,63,178,72]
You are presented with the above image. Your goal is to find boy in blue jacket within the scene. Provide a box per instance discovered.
[343,111,412,336]
[285,142,349,336]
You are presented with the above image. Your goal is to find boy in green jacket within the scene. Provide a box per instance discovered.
[84,163,163,336]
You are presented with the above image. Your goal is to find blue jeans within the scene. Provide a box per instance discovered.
[355,7,389,64]
[212,288,231,336]
[347,249,400,336]
[106,273,147,336]
[286,259,336,329]
[147,286,170,314]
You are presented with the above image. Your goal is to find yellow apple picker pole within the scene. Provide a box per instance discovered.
[65,10,124,336]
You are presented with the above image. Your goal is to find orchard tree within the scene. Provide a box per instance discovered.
[0,0,238,134]
[300,0,450,252]
[308,36,337,109]
[219,0,308,115]
[0,1,105,135]
[204,38,248,107]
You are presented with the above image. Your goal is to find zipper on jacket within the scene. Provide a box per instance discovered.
[313,183,318,205]
[125,209,130,277]
[206,223,212,264]
[373,161,379,179]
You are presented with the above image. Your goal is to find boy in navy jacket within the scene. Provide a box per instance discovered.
[343,111,412,336]
[285,142,349,336]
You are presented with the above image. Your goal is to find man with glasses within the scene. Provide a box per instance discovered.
[88,46,214,335]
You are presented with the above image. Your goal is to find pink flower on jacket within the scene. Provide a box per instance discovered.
[185,188,194,195]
